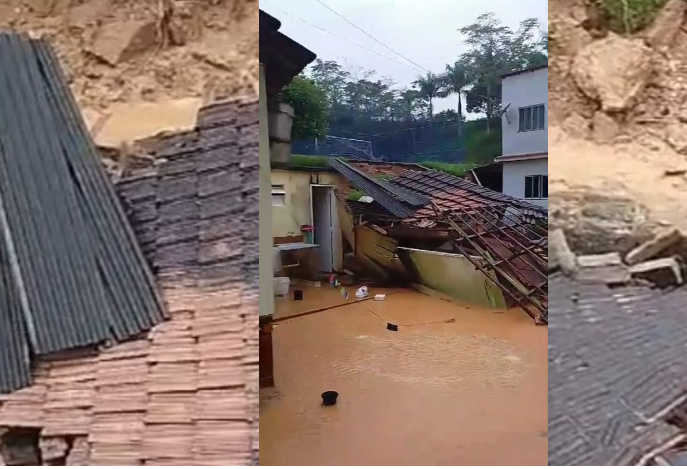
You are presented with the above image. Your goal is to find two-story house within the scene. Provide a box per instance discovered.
[495,64,548,208]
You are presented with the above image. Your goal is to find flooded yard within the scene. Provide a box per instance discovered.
[260,287,547,466]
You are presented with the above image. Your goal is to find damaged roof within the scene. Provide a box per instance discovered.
[331,158,548,323]
[548,275,687,465]
[0,34,164,393]
[259,9,317,97]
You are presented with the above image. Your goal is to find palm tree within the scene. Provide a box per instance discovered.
[413,72,442,120]
[438,61,472,140]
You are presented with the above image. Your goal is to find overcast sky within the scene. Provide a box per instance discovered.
[261,0,548,114]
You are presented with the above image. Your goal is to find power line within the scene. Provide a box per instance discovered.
[312,0,430,73]
[262,3,423,72]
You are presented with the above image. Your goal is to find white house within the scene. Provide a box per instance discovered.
[495,65,548,208]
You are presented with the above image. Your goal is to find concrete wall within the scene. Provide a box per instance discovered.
[271,169,341,237]
[259,64,275,317]
[501,67,548,157]
[401,248,507,309]
[501,158,548,208]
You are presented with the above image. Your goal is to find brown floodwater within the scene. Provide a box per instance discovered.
[260,287,547,466]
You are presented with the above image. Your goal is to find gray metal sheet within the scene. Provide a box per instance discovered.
[328,158,417,218]
[0,33,165,393]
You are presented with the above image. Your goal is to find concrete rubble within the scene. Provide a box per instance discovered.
[552,226,687,288]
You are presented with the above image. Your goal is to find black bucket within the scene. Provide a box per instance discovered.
[387,323,398,331]
[294,290,303,301]
[321,391,338,406]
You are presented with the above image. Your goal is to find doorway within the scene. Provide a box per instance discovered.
[310,184,339,273]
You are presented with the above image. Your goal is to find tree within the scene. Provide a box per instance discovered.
[279,76,328,140]
[438,61,472,141]
[458,13,547,132]
[308,59,351,108]
[413,72,443,120]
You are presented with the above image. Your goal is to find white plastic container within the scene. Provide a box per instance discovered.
[374,294,386,301]
[274,277,290,296]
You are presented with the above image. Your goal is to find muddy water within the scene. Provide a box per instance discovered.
[260,290,547,466]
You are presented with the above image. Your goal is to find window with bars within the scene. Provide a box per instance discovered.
[524,175,548,199]
[518,104,546,132]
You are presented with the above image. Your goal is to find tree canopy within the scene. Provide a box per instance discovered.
[284,13,547,164]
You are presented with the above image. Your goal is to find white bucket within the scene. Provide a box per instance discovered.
[274,277,290,296]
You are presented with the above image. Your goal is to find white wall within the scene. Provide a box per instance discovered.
[501,67,548,157]
[502,158,548,208]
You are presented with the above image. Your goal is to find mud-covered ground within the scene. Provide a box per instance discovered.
[0,0,258,145]
[549,0,687,253]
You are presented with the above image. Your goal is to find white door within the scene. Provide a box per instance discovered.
[312,185,334,273]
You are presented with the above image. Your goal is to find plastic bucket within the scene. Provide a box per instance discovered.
[321,391,338,406]
[274,277,290,296]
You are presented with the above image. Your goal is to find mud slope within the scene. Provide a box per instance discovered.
[550,0,687,244]
[0,0,258,143]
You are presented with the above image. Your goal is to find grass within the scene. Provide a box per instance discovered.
[418,161,478,177]
[597,0,670,34]
[348,190,366,201]
[290,154,331,168]
[288,154,477,180]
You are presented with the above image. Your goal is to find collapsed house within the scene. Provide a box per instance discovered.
[0,34,258,465]
[328,158,548,324]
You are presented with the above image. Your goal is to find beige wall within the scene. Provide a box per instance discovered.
[259,64,274,317]
[271,169,341,237]
[401,247,507,309]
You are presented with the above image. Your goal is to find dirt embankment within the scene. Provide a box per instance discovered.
[549,0,687,253]
[0,0,258,146]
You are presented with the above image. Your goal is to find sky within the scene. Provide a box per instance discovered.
[260,0,548,114]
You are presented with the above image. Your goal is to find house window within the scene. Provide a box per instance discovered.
[524,175,548,199]
[518,104,546,132]
[271,185,286,206]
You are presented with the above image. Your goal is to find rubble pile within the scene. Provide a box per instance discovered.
[550,226,687,288]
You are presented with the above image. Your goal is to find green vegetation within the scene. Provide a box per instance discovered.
[598,0,670,34]
[288,154,476,178]
[292,12,547,165]
[279,76,328,140]
[420,161,478,177]
[289,154,331,168]
[348,190,366,201]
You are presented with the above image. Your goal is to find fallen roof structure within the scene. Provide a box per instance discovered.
[330,158,548,323]
[0,96,259,465]
[0,33,164,393]
[548,274,687,465]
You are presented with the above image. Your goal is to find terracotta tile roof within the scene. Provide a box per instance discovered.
[0,97,259,465]
[388,169,545,227]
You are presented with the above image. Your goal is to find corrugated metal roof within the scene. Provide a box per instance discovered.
[548,275,687,465]
[328,158,422,218]
[0,33,164,393]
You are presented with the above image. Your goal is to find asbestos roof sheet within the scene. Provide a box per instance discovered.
[0,34,164,393]
[548,275,687,466]
[329,158,421,218]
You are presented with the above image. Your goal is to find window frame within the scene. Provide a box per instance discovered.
[271,184,286,206]
[524,175,548,199]
[518,104,546,132]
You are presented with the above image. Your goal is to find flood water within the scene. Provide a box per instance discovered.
[260,287,547,466]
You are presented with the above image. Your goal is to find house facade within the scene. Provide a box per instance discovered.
[259,9,316,389]
[495,65,548,208]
